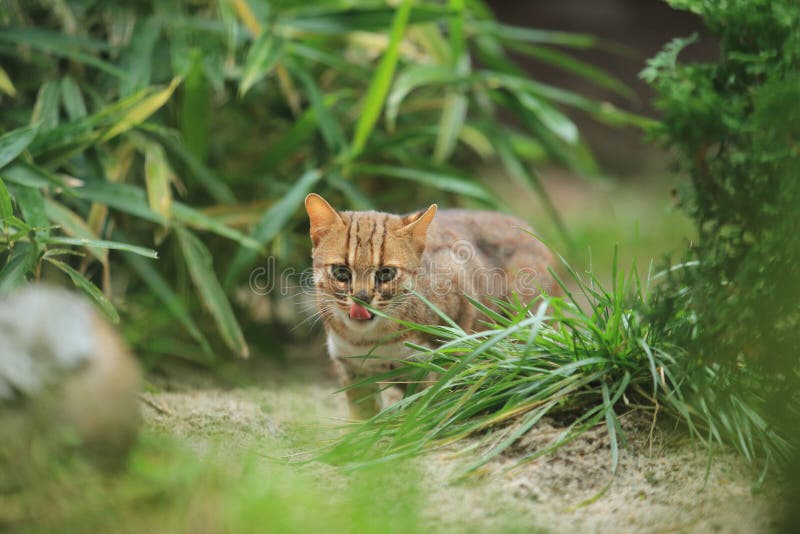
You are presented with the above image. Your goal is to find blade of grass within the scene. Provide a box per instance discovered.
[349,0,413,159]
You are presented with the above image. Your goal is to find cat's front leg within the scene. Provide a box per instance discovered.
[327,333,382,419]
[331,357,382,419]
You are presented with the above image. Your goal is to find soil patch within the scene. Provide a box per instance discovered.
[140,374,782,533]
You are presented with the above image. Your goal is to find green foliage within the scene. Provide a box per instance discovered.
[325,254,790,472]
[0,0,638,363]
[5,431,434,532]
[642,0,800,469]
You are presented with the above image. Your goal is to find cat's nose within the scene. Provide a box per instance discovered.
[353,289,370,302]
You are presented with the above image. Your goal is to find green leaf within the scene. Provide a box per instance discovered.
[435,2,469,163]
[75,182,167,225]
[514,92,578,145]
[100,77,182,142]
[350,0,413,159]
[0,124,40,170]
[353,164,495,203]
[73,181,258,248]
[505,42,635,101]
[471,21,602,50]
[434,91,468,162]
[224,168,322,287]
[60,76,88,121]
[386,65,463,131]
[143,125,235,204]
[0,177,13,224]
[41,236,158,259]
[179,51,211,163]
[45,257,119,323]
[120,18,161,97]
[0,243,36,296]
[28,82,182,166]
[0,66,16,97]
[31,81,61,132]
[171,203,261,250]
[11,184,48,235]
[279,5,451,35]
[118,234,212,356]
[291,66,346,153]
[44,198,108,265]
[240,33,284,96]
[493,131,571,245]
[0,28,129,79]
[144,142,174,223]
[176,225,248,358]
[257,92,345,171]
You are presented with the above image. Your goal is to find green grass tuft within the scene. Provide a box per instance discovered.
[324,251,793,476]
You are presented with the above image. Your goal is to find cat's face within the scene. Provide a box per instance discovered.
[304,193,436,328]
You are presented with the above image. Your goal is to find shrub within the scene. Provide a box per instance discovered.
[0,0,638,364]
[642,0,800,465]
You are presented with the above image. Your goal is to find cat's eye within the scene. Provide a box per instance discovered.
[375,267,397,284]
[331,265,351,283]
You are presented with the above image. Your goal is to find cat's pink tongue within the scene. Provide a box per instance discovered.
[349,302,373,321]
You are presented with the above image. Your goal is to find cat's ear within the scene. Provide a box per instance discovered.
[400,204,437,254]
[305,193,344,245]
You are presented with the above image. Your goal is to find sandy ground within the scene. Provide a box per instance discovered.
[140,366,783,534]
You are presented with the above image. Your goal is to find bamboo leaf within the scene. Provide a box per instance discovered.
[144,142,174,224]
[0,28,129,79]
[279,5,451,35]
[144,125,235,204]
[74,182,259,248]
[41,236,158,259]
[171,203,261,250]
[291,66,346,153]
[100,77,182,142]
[0,66,16,97]
[514,92,578,145]
[118,231,212,356]
[0,243,36,296]
[353,164,495,203]
[0,124,40,170]
[257,92,344,170]
[386,65,462,131]
[0,177,13,225]
[44,198,108,266]
[434,90,468,162]
[60,76,88,121]
[350,0,413,159]
[31,81,61,132]
[470,21,606,50]
[120,18,161,97]
[434,0,468,162]
[45,257,119,323]
[11,185,48,235]
[179,51,211,163]
[176,225,249,358]
[240,33,284,96]
[224,168,322,286]
[505,42,636,101]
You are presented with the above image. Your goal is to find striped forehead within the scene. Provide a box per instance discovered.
[346,212,388,268]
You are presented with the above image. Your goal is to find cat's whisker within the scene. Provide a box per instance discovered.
[302,193,555,420]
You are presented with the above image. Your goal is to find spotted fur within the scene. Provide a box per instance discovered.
[304,193,556,419]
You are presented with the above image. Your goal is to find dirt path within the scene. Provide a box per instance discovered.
[140,368,781,534]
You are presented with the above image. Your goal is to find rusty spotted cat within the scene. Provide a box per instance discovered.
[304,193,557,419]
